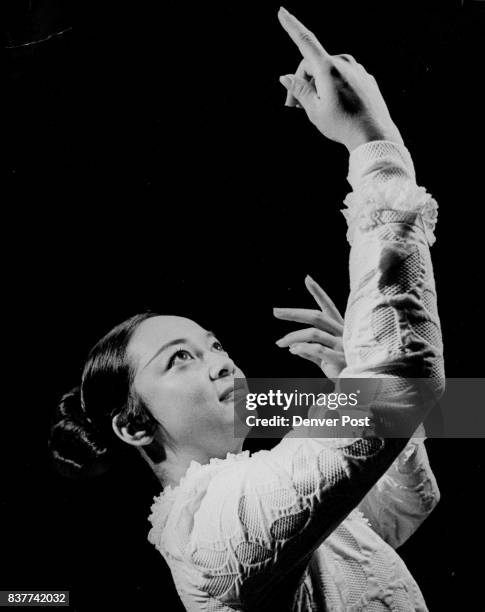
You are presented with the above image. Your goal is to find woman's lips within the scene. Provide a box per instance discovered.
[219,388,234,402]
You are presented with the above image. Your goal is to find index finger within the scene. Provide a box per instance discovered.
[278,7,329,64]
[305,276,344,324]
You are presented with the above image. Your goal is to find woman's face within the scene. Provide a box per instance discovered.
[128,315,247,457]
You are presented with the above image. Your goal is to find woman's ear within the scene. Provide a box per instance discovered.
[112,414,155,446]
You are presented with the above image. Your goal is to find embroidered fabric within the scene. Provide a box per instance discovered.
[147,141,444,612]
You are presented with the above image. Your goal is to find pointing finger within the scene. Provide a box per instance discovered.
[278,7,330,66]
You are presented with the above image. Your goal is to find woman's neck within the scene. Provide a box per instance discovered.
[140,441,245,489]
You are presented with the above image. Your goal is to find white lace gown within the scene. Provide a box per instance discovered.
[147,141,445,612]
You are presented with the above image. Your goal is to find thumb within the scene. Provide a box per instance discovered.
[279,74,317,113]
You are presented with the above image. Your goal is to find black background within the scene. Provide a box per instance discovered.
[4,1,485,610]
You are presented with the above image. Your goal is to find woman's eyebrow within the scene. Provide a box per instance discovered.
[143,331,216,369]
[143,338,188,369]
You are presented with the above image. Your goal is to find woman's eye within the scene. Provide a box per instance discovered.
[168,349,193,368]
[212,341,225,352]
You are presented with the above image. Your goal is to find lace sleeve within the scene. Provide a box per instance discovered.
[165,141,445,609]
[358,424,441,549]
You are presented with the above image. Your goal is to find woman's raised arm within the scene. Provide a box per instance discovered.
[148,9,444,609]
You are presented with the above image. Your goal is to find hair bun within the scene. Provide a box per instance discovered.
[49,387,114,478]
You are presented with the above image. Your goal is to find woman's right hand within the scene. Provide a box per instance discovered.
[277,7,404,152]
[274,275,347,379]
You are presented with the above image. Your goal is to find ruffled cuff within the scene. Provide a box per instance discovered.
[342,141,439,247]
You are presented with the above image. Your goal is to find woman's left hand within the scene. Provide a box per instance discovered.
[273,276,347,378]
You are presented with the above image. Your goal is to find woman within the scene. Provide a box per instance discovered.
[50,8,444,611]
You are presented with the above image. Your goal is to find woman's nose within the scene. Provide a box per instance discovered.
[209,353,236,380]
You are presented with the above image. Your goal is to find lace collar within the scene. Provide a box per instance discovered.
[147,450,251,541]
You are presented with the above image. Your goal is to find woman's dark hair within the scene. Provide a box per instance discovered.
[49,312,162,478]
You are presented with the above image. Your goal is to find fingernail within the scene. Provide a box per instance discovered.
[305,274,315,283]
[280,6,289,14]
[273,307,282,312]
[276,339,284,347]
